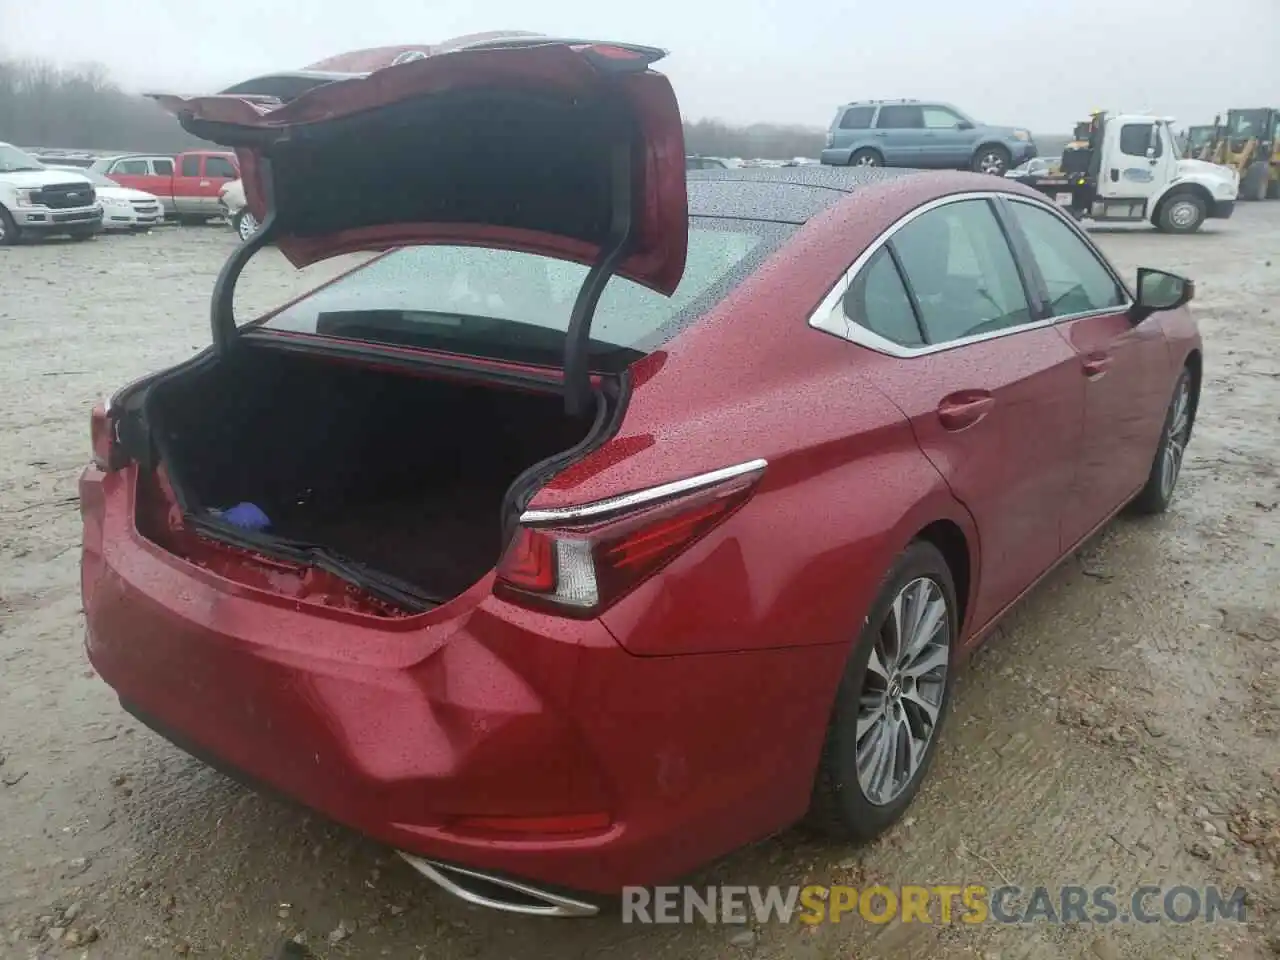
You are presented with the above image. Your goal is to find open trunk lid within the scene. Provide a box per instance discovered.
[150,36,688,413]
[150,37,687,288]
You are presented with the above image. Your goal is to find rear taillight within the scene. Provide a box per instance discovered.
[90,402,118,471]
[496,460,766,616]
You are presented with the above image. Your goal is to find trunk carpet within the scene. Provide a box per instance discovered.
[268,485,504,601]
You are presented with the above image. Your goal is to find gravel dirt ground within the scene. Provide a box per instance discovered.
[1,210,1278,960]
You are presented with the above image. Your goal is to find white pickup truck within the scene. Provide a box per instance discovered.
[0,142,104,244]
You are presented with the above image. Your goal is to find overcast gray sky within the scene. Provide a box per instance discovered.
[2,0,1277,132]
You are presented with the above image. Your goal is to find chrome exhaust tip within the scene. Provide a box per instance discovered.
[396,851,600,918]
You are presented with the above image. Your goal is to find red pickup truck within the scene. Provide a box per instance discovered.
[88,150,239,223]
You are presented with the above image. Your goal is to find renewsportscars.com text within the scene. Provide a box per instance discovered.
[621,884,1248,925]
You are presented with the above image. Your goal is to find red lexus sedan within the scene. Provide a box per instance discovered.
[80,39,1200,917]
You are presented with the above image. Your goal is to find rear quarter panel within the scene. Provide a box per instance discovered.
[530,172,1006,657]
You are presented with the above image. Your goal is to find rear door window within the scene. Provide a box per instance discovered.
[180,155,201,177]
[204,156,237,178]
[876,105,924,129]
[153,159,174,175]
[890,199,1032,344]
[112,159,150,175]
[839,106,875,130]
[259,218,795,370]
[843,248,923,346]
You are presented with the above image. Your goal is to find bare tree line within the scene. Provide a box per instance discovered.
[0,58,833,160]
[0,59,206,152]
[683,118,826,161]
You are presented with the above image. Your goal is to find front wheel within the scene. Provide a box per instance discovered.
[1131,368,1194,515]
[1155,193,1207,233]
[971,145,1011,176]
[806,540,957,841]
[0,206,19,246]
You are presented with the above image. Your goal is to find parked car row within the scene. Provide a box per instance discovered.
[0,142,106,244]
[0,142,243,245]
[91,150,240,222]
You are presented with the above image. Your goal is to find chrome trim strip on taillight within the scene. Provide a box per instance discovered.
[519,458,768,526]
[397,852,600,918]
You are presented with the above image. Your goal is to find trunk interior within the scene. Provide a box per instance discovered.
[144,343,602,604]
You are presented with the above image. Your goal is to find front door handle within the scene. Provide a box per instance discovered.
[1082,353,1112,378]
[199,179,211,186]
[937,391,995,431]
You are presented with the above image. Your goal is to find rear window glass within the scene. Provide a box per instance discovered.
[839,106,875,130]
[259,217,793,370]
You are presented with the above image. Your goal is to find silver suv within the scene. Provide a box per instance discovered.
[820,100,1037,176]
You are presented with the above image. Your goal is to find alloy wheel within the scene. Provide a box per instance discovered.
[238,211,259,242]
[856,154,880,167]
[1160,377,1192,498]
[856,577,950,806]
[978,152,1006,175]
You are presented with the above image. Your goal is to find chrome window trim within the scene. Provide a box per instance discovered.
[520,458,768,526]
[807,191,1135,359]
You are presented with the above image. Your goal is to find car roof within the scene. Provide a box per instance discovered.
[837,99,931,108]
[687,166,915,224]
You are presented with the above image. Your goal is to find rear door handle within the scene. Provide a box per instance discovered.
[1082,353,1112,378]
[937,391,995,431]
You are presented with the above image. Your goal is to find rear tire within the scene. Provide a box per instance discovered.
[0,206,18,246]
[1155,192,1207,233]
[971,144,1011,176]
[805,540,957,842]
[1241,162,1269,202]
[849,148,883,168]
[1131,368,1194,515]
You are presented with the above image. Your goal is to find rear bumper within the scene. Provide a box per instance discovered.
[1210,199,1236,219]
[80,465,836,894]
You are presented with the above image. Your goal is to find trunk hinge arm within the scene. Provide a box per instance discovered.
[209,155,279,351]
[562,122,636,418]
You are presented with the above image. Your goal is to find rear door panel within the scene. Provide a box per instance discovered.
[865,330,1081,631]
[835,196,1085,635]
[171,154,210,215]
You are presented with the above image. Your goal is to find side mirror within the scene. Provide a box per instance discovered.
[1131,268,1194,322]
[956,120,974,131]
